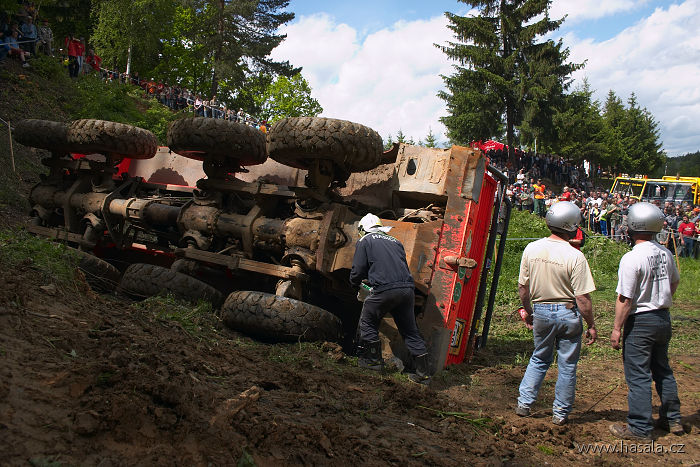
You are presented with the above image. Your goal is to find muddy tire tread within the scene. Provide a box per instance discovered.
[267,117,383,172]
[66,119,158,159]
[221,290,342,342]
[119,263,224,307]
[13,119,70,152]
[67,247,121,293]
[166,117,267,165]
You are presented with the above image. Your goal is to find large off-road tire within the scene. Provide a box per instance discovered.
[66,247,121,293]
[118,263,224,307]
[167,117,267,165]
[267,117,383,173]
[13,119,70,152]
[221,290,343,342]
[66,119,158,159]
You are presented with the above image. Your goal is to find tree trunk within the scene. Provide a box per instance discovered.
[126,42,132,76]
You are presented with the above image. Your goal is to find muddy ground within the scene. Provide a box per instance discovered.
[0,258,698,467]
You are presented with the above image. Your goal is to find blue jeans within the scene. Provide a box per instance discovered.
[518,303,583,419]
[681,237,695,258]
[623,309,680,437]
[600,219,608,236]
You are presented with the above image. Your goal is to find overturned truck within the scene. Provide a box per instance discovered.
[14,116,510,374]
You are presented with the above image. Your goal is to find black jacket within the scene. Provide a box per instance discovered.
[349,232,415,293]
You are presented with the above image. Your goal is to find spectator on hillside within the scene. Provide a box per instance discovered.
[85,48,101,73]
[75,37,85,74]
[65,34,80,77]
[19,16,37,54]
[6,29,30,67]
[37,18,52,55]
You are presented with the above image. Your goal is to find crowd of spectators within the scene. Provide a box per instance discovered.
[1,3,53,68]
[91,69,267,131]
[2,3,266,131]
[495,154,700,259]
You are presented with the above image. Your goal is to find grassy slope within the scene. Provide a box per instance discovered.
[0,56,180,212]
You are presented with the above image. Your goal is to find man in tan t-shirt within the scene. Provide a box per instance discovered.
[516,201,597,425]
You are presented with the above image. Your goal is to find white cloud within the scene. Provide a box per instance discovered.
[272,14,455,144]
[568,0,700,155]
[272,1,700,156]
[550,0,648,22]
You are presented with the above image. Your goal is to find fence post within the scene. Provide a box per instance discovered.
[7,119,16,174]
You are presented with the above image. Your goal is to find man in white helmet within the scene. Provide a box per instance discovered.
[349,213,431,384]
[609,202,683,440]
[516,201,597,425]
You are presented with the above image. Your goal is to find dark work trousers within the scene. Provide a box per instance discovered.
[358,287,427,356]
[623,309,681,437]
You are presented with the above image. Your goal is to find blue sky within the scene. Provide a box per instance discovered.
[273,1,700,157]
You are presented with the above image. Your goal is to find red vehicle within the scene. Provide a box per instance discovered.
[15,117,510,370]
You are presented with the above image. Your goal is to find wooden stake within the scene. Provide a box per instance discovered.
[671,233,681,273]
[8,119,16,173]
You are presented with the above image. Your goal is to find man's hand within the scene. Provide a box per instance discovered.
[585,327,597,345]
[610,328,622,350]
[524,313,533,330]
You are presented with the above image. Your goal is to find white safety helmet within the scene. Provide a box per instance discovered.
[627,202,664,235]
[357,213,391,236]
[545,201,581,235]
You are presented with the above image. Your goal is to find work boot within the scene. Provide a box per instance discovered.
[656,418,685,436]
[609,423,652,441]
[357,340,383,372]
[408,353,431,385]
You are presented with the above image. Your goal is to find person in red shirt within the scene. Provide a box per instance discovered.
[568,227,586,250]
[560,186,572,202]
[64,33,80,77]
[85,49,101,73]
[677,215,697,258]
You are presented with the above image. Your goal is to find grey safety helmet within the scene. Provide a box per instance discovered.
[627,202,664,235]
[545,201,581,235]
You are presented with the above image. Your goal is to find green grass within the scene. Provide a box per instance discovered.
[71,76,182,144]
[0,229,77,284]
[131,295,215,337]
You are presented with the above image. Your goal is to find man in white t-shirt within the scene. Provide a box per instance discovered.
[609,202,683,441]
[516,202,597,425]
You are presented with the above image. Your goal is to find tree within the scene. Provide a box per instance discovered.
[396,129,407,143]
[602,91,664,175]
[550,79,606,162]
[437,0,582,160]
[191,0,300,97]
[91,0,175,75]
[621,93,664,174]
[384,134,394,150]
[256,73,323,123]
[424,127,438,148]
[652,151,700,178]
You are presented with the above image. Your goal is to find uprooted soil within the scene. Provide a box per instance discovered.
[0,261,698,466]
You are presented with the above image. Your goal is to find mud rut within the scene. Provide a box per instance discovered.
[0,262,698,466]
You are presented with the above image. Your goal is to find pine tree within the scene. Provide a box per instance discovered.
[551,79,606,162]
[384,134,394,150]
[602,91,664,175]
[424,127,438,148]
[437,0,582,161]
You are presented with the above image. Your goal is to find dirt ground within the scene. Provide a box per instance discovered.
[0,258,697,467]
